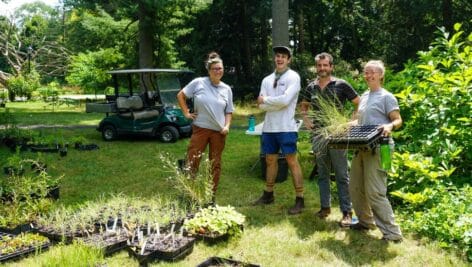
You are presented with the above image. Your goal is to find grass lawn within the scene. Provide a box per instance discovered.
[0,101,469,266]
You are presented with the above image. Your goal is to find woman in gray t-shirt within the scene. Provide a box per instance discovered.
[349,60,404,242]
[177,52,234,195]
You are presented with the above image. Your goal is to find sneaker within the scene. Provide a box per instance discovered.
[350,223,369,231]
[339,211,352,227]
[315,207,331,219]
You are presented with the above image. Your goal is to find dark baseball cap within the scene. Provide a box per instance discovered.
[273,46,292,58]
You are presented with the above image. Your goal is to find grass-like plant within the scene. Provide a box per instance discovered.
[160,153,213,210]
[307,95,353,152]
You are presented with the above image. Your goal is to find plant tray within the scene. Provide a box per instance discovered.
[80,231,128,256]
[127,236,195,265]
[196,256,261,267]
[29,145,60,153]
[0,232,50,263]
[33,227,75,244]
[0,224,32,235]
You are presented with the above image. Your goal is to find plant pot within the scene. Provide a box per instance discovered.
[59,148,67,157]
[0,232,50,263]
[196,257,261,267]
[46,186,60,200]
[3,166,24,176]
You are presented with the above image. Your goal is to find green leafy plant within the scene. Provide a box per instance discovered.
[0,232,49,255]
[183,205,245,237]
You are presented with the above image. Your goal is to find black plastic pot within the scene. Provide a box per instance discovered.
[196,257,260,267]
[59,147,67,157]
[127,236,195,266]
[0,223,32,235]
[260,154,288,183]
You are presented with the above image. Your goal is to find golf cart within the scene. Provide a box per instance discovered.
[86,69,194,143]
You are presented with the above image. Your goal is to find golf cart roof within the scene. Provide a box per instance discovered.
[107,68,193,74]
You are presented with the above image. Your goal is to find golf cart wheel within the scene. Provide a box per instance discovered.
[102,125,117,141]
[159,126,179,143]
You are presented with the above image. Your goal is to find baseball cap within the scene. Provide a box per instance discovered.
[273,46,292,58]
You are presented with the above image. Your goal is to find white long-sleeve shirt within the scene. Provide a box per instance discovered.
[259,69,301,132]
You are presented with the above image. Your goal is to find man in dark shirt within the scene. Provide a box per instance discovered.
[300,52,360,227]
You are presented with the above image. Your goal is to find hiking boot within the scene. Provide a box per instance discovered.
[350,223,370,231]
[253,190,274,205]
[315,207,331,219]
[288,197,305,215]
[339,211,353,227]
[382,236,403,243]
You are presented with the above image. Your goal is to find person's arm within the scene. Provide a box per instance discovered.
[220,113,232,135]
[350,96,360,120]
[177,90,196,120]
[257,78,285,111]
[261,76,300,107]
[300,100,313,129]
[381,110,402,137]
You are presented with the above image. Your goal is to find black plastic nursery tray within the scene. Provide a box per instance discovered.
[0,232,50,263]
[196,256,261,267]
[127,236,195,265]
[328,125,382,150]
[81,232,128,256]
[0,224,32,235]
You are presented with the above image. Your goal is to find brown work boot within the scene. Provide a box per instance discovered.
[288,197,305,215]
[253,190,274,205]
[339,211,353,227]
[315,207,331,219]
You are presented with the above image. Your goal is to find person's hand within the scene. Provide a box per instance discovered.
[257,95,264,105]
[184,112,197,120]
[303,118,314,130]
[220,126,229,135]
[380,123,394,137]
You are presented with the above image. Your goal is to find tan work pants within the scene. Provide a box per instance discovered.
[187,125,227,192]
[349,148,402,240]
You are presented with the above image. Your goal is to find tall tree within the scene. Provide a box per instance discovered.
[272,0,289,47]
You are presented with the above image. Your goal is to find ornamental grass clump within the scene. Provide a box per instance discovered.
[307,95,352,152]
[160,153,213,210]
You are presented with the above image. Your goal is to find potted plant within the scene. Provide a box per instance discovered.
[3,149,24,176]
[183,205,245,243]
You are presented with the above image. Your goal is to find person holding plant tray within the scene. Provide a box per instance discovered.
[300,52,360,227]
[348,60,403,243]
[177,52,234,195]
[253,46,305,215]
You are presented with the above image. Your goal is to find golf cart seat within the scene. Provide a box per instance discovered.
[116,96,159,120]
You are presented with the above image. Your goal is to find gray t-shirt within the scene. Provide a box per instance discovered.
[182,77,234,131]
[358,88,399,125]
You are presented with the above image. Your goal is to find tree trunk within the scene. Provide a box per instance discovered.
[442,0,453,33]
[138,1,154,68]
[272,0,289,47]
[240,0,252,81]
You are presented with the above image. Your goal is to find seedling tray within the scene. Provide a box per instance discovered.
[197,256,260,267]
[0,232,50,263]
[127,236,195,265]
[328,125,382,150]
[80,231,128,256]
[0,224,32,235]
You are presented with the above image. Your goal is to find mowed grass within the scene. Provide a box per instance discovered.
[0,102,469,266]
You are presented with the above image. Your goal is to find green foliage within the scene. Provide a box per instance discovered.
[183,205,245,237]
[387,24,472,260]
[66,48,124,94]
[37,81,61,102]
[6,73,41,101]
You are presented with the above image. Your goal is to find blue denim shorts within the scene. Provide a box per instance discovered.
[261,132,298,155]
